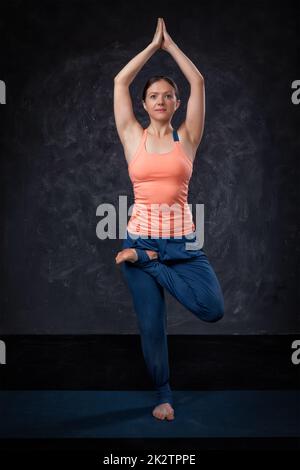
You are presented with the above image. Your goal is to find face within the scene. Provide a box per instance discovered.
[142,79,180,120]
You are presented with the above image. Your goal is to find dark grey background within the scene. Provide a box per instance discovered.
[0,0,299,333]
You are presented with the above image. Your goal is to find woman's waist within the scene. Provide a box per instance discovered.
[131,201,193,214]
[127,214,195,238]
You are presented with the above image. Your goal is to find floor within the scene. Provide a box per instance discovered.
[0,390,299,438]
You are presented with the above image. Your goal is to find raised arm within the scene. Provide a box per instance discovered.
[161,19,205,147]
[113,18,163,145]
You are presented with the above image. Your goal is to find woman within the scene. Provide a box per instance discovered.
[114,18,224,421]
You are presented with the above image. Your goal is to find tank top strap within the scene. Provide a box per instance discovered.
[172,129,180,141]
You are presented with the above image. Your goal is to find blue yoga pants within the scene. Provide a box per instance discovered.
[120,230,224,406]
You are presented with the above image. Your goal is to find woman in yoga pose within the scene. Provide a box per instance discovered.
[114,18,224,421]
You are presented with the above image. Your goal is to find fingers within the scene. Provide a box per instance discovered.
[158,18,162,33]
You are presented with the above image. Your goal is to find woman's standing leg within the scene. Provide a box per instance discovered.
[120,261,174,407]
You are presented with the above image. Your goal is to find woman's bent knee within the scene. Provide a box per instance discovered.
[208,304,224,322]
[193,296,224,323]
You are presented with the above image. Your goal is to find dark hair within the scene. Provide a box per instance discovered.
[142,75,180,101]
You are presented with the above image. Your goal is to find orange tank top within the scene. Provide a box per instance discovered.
[127,128,196,237]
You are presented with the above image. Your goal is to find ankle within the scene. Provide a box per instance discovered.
[131,248,138,262]
[145,250,158,260]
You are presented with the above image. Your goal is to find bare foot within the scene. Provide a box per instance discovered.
[152,402,175,421]
[115,248,138,264]
[115,249,158,265]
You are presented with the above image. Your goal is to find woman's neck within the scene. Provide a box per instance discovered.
[148,123,174,138]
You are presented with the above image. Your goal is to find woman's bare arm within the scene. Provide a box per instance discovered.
[161,19,205,147]
[114,42,159,86]
[114,19,163,144]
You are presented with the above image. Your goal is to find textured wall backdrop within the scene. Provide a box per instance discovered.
[0,0,299,333]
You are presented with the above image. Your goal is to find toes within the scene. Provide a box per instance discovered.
[115,248,138,264]
[152,404,175,421]
[115,253,123,264]
[115,249,131,264]
[152,409,164,420]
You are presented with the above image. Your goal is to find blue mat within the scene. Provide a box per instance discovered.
[0,390,299,438]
